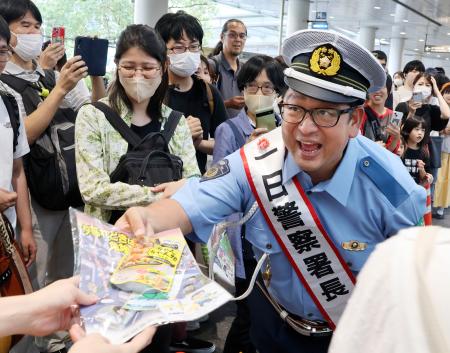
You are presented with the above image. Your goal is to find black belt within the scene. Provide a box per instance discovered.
[256,281,333,337]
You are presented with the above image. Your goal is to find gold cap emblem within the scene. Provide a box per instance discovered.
[309,45,342,77]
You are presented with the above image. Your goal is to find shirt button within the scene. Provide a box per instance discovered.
[347,261,353,267]
[363,160,370,167]
[307,313,313,317]
[266,243,272,250]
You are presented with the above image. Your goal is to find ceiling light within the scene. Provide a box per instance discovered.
[419,39,425,42]
[446,58,449,61]
[329,16,335,19]
[447,32,450,35]
[400,32,406,35]
[437,55,441,58]
[414,48,419,51]
[403,19,408,22]
[390,13,395,16]
[374,6,381,10]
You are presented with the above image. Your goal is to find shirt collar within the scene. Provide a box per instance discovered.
[282,137,360,206]
[5,60,45,76]
[219,51,240,72]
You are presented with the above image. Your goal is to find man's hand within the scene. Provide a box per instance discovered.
[24,277,97,336]
[0,188,17,212]
[224,95,245,110]
[19,228,37,267]
[186,116,203,140]
[150,179,186,199]
[115,207,155,238]
[39,43,65,70]
[69,324,156,353]
[56,56,88,95]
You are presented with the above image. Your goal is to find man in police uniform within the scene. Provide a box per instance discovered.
[116,30,426,353]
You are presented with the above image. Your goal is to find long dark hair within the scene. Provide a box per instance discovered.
[401,116,429,157]
[108,24,168,121]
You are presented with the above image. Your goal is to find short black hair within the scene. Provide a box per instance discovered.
[372,50,387,62]
[155,11,203,46]
[237,55,287,95]
[0,16,11,44]
[0,0,42,25]
[403,60,425,75]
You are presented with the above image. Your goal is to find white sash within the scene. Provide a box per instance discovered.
[241,127,355,329]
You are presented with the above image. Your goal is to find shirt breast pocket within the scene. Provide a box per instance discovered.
[245,217,282,255]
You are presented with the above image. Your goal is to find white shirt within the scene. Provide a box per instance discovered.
[0,96,29,227]
[329,226,450,353]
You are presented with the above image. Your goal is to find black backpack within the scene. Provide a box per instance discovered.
[91,102,184,188]
[0,71,83,211]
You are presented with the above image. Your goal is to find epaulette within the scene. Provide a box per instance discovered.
[359,156,409,207]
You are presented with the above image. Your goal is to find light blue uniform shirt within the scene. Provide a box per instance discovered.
[172,134,426,320]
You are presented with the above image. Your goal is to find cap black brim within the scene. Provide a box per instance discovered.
[284,76,364,104]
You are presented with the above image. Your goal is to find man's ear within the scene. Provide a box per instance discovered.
[349,107,363,138]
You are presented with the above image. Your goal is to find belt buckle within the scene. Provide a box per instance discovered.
[291,317,332,337]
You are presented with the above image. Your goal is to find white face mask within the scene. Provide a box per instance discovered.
[394,78,403,87]
[244,92,276,114]
[12,32,42,62]
[168,52,201,77]
[119,75,162,103]
[414,86,432,99]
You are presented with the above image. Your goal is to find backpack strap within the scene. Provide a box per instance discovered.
[39,69,56,91]
[1,94,20,153]
[91,101,141,148]
[0,74,48,116]
[161,110,183,144]
[0,74,30,94]
[209,56,222,89]
[225,119,246,148]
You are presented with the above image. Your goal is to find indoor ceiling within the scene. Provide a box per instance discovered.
[207,0,450,72]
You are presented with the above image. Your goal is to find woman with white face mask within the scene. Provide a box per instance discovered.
[75,26,200,221]
[212,54,286,353]
[395,73,450,130]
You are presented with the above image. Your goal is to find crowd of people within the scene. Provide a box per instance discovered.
[1,1,450,353]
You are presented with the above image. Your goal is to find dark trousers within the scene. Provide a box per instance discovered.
[246,284,332,353]
[223,259,257,353]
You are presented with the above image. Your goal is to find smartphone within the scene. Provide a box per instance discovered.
[51,27,65,45]
[390,111,403,126]
[255,107,277,131]
[74,36,109,76]
[412,91,423,103]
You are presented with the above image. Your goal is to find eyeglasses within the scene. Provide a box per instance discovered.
[245,82,275,95]
[279,103,355,128]
[225,32,247,40]
[0,49,11,61]
[168,43,201,54]
[118,65,161,79]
